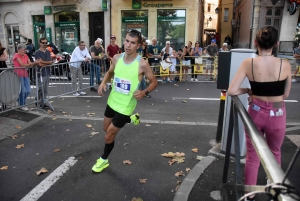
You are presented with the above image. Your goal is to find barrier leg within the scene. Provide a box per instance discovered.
[216,90,227,143]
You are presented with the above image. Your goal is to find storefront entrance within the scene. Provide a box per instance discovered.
[89,12,105,48]
[33,15,46,47]
[54,11,80,53]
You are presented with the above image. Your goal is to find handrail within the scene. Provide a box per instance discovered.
[222,95,299,201]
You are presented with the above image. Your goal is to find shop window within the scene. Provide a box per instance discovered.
[121,10,148,41]
[275,9,281,16]
[33,15,46,47]
[6,25,20,45]
[208,4,211,12]
[266,9,272,16]
[157,9,186,51]
[264,8,282,32]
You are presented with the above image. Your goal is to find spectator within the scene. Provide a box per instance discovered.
[224,34,232,48]
[169,49,177,83]
[138,38,151,98]
[147,38,161,74]
[292,43,300,82]
[228,26,291,201]
[182,41,193,81]
[89,39,103,92]
[191,41,202,81]
[175,48,183,81]
[0,41,8,73]
[215,32,221,47]
[219,43,229,52]
[107,35,120,72]
[70,41,90,96]
[161,41,173,55]
[13,44,38,111]
[204,39,218,80]
[34,38,53,109]
[25,39,35,62]
[162,47,172,83]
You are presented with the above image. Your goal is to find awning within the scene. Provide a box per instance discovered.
[204,29,216,35]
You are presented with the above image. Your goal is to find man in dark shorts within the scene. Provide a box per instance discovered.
[92,30,158,173]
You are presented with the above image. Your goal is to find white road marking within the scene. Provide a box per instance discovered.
[173,97,298,102]
[20,157,77,201]
[284,100,298,103]
[47,95,102,98]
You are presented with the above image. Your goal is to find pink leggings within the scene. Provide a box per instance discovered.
[244,98,286,185]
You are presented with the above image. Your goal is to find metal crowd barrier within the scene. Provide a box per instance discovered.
[0,59,107,114]
[222,95,299,201]
[146,55,219,81]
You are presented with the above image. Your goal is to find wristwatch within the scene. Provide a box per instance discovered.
[144,89,149,96]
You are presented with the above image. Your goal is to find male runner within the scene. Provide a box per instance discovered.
[92,30,158,173]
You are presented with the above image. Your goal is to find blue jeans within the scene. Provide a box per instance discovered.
[141,77,147,90]
[87,62,101,86]
[19,77,31,106]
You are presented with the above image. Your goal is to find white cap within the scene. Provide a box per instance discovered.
[223,43,228,46]
[97,38,103,44]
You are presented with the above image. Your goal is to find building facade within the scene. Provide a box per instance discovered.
[203,0,219,46]
[0,0,109,57]
[111,0,203,51]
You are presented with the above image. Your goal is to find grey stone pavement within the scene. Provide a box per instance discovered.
[0,79,299,201]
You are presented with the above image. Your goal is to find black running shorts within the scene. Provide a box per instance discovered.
[104,104,131,128]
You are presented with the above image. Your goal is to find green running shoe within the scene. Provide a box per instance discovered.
[130,113,140,125]
[92,158,109,173]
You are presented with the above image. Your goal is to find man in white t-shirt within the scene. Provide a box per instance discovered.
[161,41,173,56]
[70,41,91,96]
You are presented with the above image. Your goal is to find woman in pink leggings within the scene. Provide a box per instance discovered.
[228,26,292,201]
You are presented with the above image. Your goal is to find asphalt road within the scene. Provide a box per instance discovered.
[0,80,299,201]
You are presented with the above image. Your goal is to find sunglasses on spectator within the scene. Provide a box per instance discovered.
[127,29,142,38]
[40,42,47,44]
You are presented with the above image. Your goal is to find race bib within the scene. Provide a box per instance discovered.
[114,77,131,95]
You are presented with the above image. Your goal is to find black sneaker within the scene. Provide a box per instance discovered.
[90,87,98,92]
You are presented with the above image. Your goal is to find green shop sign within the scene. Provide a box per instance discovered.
[143,3,173,8]
[158,17,185,22]
[102,0,108,11]
[132,0,141,9]
[122,17,148,23]
[44,6,52,15]
[53,5,77,12]
[55,22,80,27]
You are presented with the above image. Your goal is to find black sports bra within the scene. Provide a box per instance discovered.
[249,59,286,96]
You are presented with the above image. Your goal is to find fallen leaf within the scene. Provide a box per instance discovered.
[87,106,90,108]
[89,132,99,137]
[66,129,70,132]
[132,197,143,201]
[187,89,189,90]
[77,156,83,160]
[161,152,175,158]
[175,152,185,157]
[150,103,154,105]
[196,155,204,161]
[86,100,91,102]
[0,166,8,170]
[62,111,67,114]
[182,100,188,103]
[175,171,185,177]
[21,134,25,137]
[52,118,57,120]
[145,124,151,127]
[11,135,18,139]
[86,124,92,128]
[165,100,168,102]
[175,180,182,191]
[15,144,25,149]
[52,114,56,116]
[36,167,48,176]
[124,143,129,146]
[186,168,191,173]
[123,160,132,165]
[173,98,176,101]
[68,119,72,122]
[176,157,185,164]
[168,159,175,166]
[36,153,39,156]
[15,125,21,129]
[47,110,52,114]
[191,148,198,153]
[91,128,95,131]
[139,179,147,184]
[54,149,60,153]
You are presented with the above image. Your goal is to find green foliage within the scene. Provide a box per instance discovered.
[169,24,185,39]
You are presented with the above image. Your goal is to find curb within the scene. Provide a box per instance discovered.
[173,155,215,201]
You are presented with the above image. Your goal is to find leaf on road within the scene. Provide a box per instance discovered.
[196,155,204,161]
[87,112,96,117]
[187,89,189,90]
[0,166,8,170]
[61,111,67,114]
[174,84,179,86]
[86,124,92,128]
[15,144,25,149]
[68,119,72,122]
[124,143,128,146]
[52,118,57,120]
[165,100,168,102]
[175,152,185,157]
[11,135,18,139]
[175,171,185,177]
[36,153,39,156]
[87,106,90,108]
[86,100,91,102]
[139,179,147,184]
[123,160,132,165]
[54,149,60,153]
[173,98,176,101]
[21,134,25,137]
[191,148,198,153]
[36,167,48,176]
[161,152,175,158]
[89,132,99,137]
[145,124,151,127]
[175,180,182,191]
[182,100,188,103]
[66,129,70,132]
[15,125,21,129]
[150,103,154,105]
[186,168,191,173]
[52,114,56,116]
[132,197,143,201]
[168,159,176,166]
[175,157,185,164]
[47,110,52,114]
